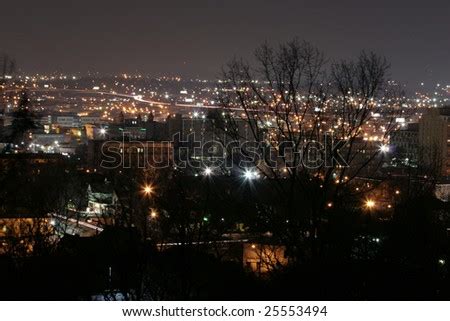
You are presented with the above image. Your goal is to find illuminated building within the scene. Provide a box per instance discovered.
[87,139,173,170]
[419,106,450,177]
[87,180,118,218]
[0,213,53,255]
[390,123,419,167]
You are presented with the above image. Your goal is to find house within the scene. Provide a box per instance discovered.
[86,179,118,218]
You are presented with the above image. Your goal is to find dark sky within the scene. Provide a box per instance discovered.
[0,0,449,89]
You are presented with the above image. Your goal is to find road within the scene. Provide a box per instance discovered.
[5,87,245,111]
[53,214,250,247]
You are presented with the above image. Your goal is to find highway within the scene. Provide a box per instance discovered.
[5,87,246,111]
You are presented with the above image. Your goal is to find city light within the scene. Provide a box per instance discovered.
[365,199,376,209]
[203,167,213,176]
[143,184,154,196]
[243,169,259,180]
[379,144,390,153]
[2,13,450,305]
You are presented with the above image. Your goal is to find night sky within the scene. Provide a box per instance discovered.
[0,0,449,90]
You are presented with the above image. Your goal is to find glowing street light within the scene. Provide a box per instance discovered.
[143,184,153,196]
[243,169,259,181]
[365,199,376,209]
[379,144,390,153]
[100,128,107,135]
[150,210,158,219]
[203,167,213,176]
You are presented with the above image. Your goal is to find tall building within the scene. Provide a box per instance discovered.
[87,139,173,170]
[418,107,450,177]
[390,123,419,167]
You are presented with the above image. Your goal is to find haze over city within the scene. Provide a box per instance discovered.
[1,0,449,90]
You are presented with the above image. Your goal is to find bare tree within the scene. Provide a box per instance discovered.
[218,39,400,260]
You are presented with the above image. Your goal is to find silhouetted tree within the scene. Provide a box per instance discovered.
[218,39,401,261]
[8,90,36,145]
